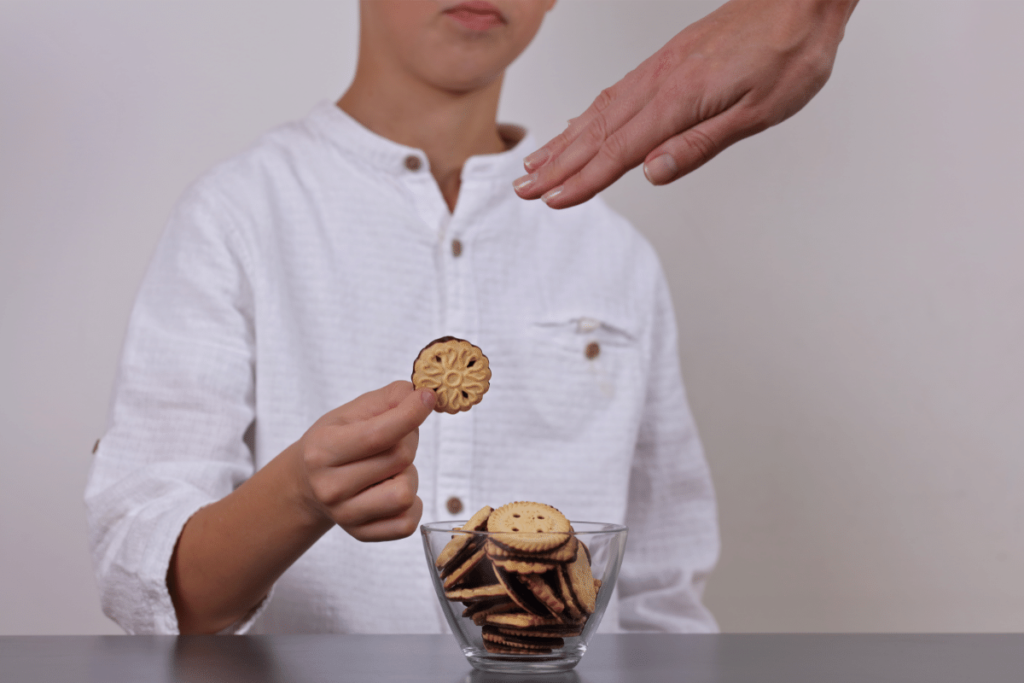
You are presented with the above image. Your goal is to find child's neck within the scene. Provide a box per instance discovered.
[338,64,507,213]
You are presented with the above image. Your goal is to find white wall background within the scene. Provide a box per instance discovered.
[1,1,1021,635]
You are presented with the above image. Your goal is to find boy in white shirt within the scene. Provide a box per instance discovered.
[85,0,719,635]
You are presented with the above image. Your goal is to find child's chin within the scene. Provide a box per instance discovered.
[422,66,506,95]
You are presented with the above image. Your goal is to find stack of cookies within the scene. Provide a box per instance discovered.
[435,501,602,655]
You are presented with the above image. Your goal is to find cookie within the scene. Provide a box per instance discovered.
[564,542,597,615]
[444,583,507,602]
[442,547,487,590]
[493,565,556,618]
[486,502,572,553]
[482,641,552,655]
[461,596,510,616]
[484,612,568,629]
[519,572,566,616]
[497,626,584,639]
[412,337,491,414]
[486,536,578,564]
[482,629,564,650]
[468,600,520,625]
[556,565,584,621]
[492,557,555,574]
[435,505,492,572]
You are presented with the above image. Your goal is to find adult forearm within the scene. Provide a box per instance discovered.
[167,442,332,634]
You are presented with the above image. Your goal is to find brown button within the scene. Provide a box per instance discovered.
[451,239,463,257]
[446,496,464,515]
[404,155,422,171]
[585,341,600,360]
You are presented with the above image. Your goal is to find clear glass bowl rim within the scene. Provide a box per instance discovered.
[420,520,627,537]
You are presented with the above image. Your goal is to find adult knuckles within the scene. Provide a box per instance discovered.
[547,127,577,157]
[647,48,679,82]
[581,110,611,150]
[596,129,635,170]
[592,85,617,115]
[796,48,834,96]
[679,127,719,169]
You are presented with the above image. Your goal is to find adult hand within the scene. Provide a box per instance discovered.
[513,0,859,209]
[298,380,436,542]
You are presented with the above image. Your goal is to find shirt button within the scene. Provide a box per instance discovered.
[451,239,463,257]
[404,155,422,171]
[585,341,600,360]
[446,496,464,515]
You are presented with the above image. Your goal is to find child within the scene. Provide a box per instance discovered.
[85,0,719,635]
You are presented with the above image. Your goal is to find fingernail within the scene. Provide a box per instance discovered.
[523,149,550,172]
[541,186,563,205]
[421,389,436,407]
[643,154,679,185]
[513,173,536,194]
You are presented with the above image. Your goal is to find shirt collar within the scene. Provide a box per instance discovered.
[306,101,531,183]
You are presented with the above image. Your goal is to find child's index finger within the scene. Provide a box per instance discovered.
[325,380,424,425]
[339,385,435,463]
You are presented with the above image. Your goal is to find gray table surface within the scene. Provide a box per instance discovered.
[1,634,1022,683]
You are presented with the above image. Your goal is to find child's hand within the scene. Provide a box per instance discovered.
[166,381,436,632]
[297,381,437,542]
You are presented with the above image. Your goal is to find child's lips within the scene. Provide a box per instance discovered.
[443,1,506,31]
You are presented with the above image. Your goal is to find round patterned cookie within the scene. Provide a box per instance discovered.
[412,337,491,414]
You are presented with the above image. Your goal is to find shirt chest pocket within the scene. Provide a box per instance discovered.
[522,315,643,439]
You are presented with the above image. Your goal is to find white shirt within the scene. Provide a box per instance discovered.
[84,102,719,635]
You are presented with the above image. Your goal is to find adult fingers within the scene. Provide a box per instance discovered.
[520,69,643,175]
[521,114,591,174]
[333,465,420,530]
[514,65,657,200]
[642,97,769,186]
[345,493,424,543]
[533,79,713,208]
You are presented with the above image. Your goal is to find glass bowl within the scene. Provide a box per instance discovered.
[421,520,627,674]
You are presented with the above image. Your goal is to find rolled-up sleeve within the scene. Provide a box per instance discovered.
[616,266,720,633]
[84,183,263,634]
